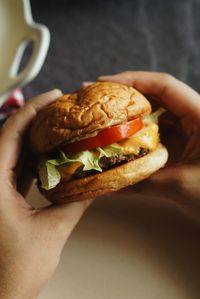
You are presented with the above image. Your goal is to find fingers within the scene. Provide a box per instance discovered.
[81,81,94,88]
[150,164,200,200]
[38,199,93,240]
[130,168,200,222]
[130,164,200,204]
[0,89,62,178]
[98,71,200,119]
[182,130,200,161]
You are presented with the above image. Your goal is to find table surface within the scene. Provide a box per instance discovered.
[27,185,200,299]
[26,1,200,298]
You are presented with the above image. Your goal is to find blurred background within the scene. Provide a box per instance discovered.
[25,0,200,97]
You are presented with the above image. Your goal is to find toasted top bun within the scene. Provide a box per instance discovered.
[30,82,151,154]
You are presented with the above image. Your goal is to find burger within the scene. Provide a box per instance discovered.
[30,82,168,203]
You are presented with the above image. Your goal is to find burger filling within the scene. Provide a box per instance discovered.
[38,108,165,190]
[73,148,149,179]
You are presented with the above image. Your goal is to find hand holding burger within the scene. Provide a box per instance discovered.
[99,72,200,216]
[0,72,200,299]
[30,82,168,203]
[0,90,92,299]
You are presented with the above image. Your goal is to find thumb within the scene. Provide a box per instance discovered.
[81,81,94,88]
[150,165,200,199]
[38,199,93,240]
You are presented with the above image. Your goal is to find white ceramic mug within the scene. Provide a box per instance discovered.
[0,0,50,106]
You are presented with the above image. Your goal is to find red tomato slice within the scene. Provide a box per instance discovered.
[61,117,143,154]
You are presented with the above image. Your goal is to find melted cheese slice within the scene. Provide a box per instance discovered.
[57,162,82,180]
[117,122,159,155]
[57,122,159,179]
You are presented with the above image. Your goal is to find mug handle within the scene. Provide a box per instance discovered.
[9,24,50,92]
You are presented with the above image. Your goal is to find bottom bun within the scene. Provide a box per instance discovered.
[40,143,168,204]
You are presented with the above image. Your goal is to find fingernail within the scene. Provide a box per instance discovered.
[98,75,111,80]
[81,81,94,87]
[51,88,63,95]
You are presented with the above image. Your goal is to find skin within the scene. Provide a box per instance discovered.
[98,72,200,218]
[0,72,200,298]
[0,89,92,299]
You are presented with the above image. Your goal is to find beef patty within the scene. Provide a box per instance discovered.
[73,147,149,179]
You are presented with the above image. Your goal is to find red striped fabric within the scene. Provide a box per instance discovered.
[0,89,24,123]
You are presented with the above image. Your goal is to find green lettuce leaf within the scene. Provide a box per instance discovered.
[97,144,122,157]
[145,108,166,124]
[39,144,122,190]
[38,159,61,190]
